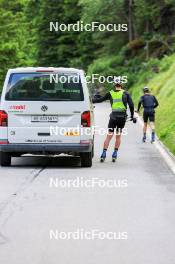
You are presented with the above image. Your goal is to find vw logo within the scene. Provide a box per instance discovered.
[41,105,48,112]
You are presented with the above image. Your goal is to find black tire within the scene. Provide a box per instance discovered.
[80,152,92,167]
[92,144,94,158]
[0,152,11,166]
[92,137,95,158]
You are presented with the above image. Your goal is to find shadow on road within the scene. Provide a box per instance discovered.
[10,155,81,168]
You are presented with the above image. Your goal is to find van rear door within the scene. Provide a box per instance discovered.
[5,72,86,144]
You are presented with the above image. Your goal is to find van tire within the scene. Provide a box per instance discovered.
[92,144,94,158]
[0,152,11,166]
[80,152,92,167]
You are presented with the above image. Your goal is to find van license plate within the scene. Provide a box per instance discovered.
[31,115,58,122]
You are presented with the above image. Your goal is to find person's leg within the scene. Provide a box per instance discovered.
[149,112,156,142]
[112,118,124,160]
[143,123,147,142]
[150,121,155,142]
[100,117,115,160]
[114,133,121,150]
[143,122,147,134]
[114,116,125,150]
[103,118,115,150]
[103,132,114,149]
[100,132,113,160]
[150,121,155,131]
[143,111,148,142]
[112,133,121,160]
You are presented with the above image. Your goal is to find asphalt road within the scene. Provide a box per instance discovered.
[0,102,175,264]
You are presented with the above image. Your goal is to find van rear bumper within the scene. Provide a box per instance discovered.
[0,143,92,154]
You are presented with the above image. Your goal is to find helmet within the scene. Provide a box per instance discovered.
[113,78,122,87]
[143,86,149,93]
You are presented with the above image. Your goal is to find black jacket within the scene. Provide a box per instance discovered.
[137,94,159,112]
[92,90,134,117]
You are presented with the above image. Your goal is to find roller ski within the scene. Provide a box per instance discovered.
[112,150,118,162]
[100,149,106,162]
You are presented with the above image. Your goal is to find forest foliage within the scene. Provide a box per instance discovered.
[0,0,175,89]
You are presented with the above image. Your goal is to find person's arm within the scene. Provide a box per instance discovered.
[92,92,110,103]
[137,96,143,112]
[126,92,134,118]
[153,96,159,108]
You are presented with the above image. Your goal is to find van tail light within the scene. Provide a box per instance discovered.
[0,140,8,144]
[0,110,8,127]
[81,111,91,127]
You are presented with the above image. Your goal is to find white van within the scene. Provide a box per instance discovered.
[0,67,94,167]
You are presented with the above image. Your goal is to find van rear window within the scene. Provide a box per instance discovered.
[5,73,84,101]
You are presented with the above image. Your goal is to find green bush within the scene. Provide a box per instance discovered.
[127,39,145,50]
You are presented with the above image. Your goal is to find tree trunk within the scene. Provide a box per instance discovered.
[146,20,149,60]
[128,0,133,41]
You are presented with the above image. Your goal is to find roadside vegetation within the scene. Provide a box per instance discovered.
[131,55,175,154]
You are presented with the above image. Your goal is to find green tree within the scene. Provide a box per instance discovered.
[37,0,82,67]
[0,0,28,89]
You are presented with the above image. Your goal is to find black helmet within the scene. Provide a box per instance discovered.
[143,86,149,93]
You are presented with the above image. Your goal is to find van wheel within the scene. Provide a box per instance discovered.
[0,152,11,166]
[80,152,92,167]
[92,144,94,158]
